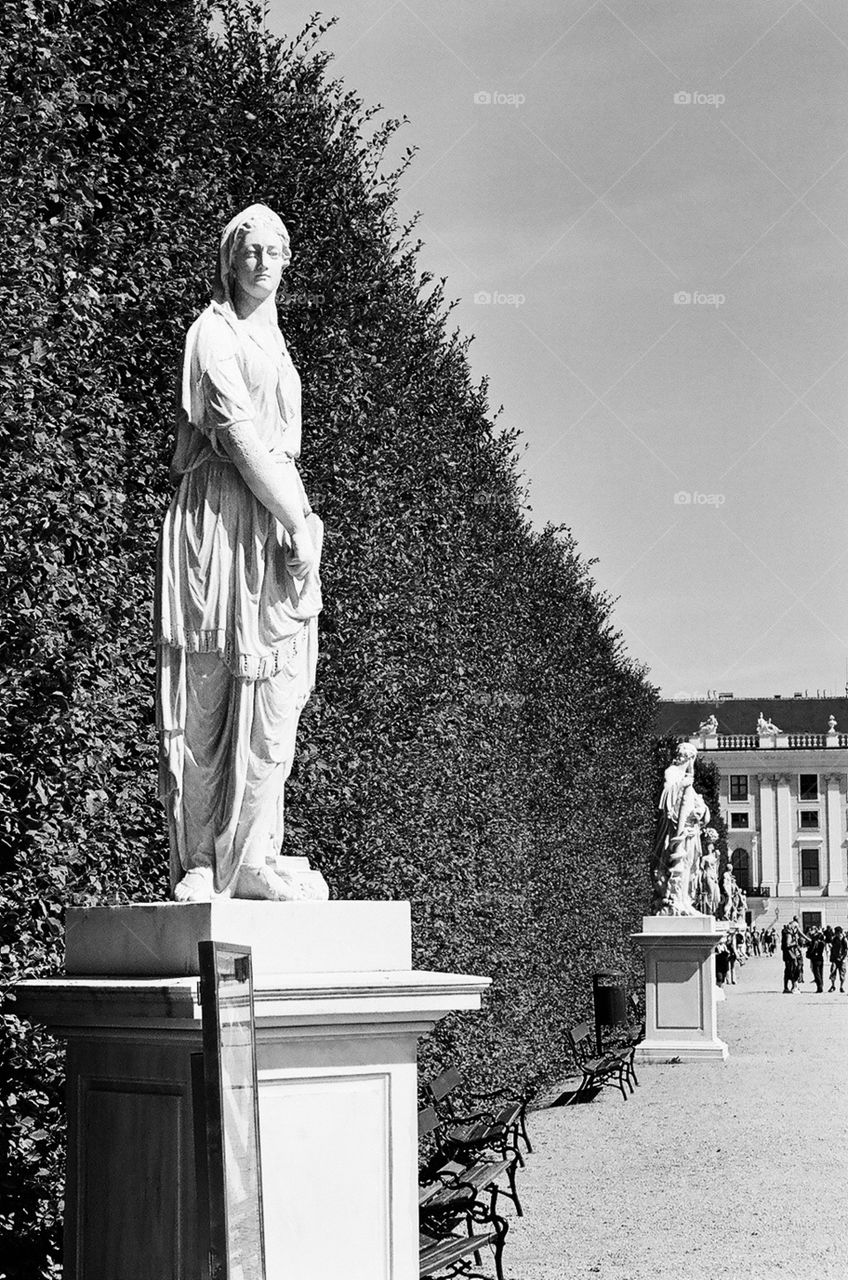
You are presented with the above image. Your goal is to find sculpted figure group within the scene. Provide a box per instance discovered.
[651,742,708,916]
[651,742,745,920]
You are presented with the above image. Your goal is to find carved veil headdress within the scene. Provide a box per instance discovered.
[213,203,291,309]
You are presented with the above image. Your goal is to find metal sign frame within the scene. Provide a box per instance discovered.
[197,941,266,1280]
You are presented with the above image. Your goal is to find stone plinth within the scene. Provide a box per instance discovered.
[64,899,411,976]
[16,902,490,1280]
[632,915,728,1063]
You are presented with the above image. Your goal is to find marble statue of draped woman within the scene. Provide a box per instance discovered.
[156,204,323,902]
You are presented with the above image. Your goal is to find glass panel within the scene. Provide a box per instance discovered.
[198,942,266,1280]
[801,850,820,887]
[732,849,750,890]
[799,774,818,800]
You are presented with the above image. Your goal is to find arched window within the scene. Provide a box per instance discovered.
[732,847,750,891]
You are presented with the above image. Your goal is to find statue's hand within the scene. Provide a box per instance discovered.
[287,524,317,579]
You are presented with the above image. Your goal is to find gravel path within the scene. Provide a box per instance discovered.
[500,954,848,1280]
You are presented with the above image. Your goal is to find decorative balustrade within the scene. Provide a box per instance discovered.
[696,733,847,751]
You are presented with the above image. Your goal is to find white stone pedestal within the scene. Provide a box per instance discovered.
[15,902,490,1280]
[632,915,728,1063]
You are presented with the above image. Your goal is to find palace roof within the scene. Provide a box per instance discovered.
[656,697,848,738]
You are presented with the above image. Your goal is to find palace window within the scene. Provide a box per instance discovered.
[801,848,821,887]
[799,774,818,801]
[729,813,749,829]
[799,810,819,830]
[732,848,750,890]
[729,775,748,801]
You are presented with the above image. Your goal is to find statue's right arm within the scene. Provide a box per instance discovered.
[193,314,315,573]
[219,420,306,535]
[218,422,316,575]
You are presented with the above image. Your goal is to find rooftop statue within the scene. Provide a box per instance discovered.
[828,715,838,733]
[156,204,326,903]
[651,742,708,916]
[756,712,781,736]
[696,714,718,737]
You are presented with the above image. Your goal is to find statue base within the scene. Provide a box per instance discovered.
[16,901,490,1280]
[631,915,728,1063]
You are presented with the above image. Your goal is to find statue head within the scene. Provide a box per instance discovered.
[214,203,291,311]
[673,741,697,769]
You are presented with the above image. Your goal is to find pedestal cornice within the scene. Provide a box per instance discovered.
[14,969,491,1040]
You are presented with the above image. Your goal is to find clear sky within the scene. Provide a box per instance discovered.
[267,0,848,699]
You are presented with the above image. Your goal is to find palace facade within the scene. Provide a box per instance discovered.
[657,696,848,933]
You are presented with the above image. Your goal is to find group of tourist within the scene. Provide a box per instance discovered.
[715,918,848,994]
[779,918,848,994]
[714,924,776,987]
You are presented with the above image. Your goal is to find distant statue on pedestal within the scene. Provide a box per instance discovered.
[828,715,838,734]
[716,852,743,922]
[156,204,328,903]
[697,714,718,737]
[756,712,781,736]
[651,742,708,916]
[694,827,721,916]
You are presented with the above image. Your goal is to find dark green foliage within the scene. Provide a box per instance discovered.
[0,0,658,1270]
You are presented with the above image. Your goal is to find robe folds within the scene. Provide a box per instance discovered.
[156,302,322,893]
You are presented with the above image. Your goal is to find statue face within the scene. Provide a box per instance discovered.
[232,226,285,304]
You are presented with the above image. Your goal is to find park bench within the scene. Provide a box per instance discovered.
[424,1066,532,1166]
[419,1222,507,1280]
[418,1147,509,1280]
[566,1021,631,1102]
[596,997,641,1093]
[419,1105,523,1217]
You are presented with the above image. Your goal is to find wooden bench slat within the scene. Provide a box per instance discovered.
[419,1230,495,1271]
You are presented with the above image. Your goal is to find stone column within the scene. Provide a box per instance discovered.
[775,773,795,897]
[825,773,845,895]
[757,774,777,893]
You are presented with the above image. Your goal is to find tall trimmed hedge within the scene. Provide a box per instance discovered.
[0,0,658,1270]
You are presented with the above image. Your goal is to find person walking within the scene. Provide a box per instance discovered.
[807,927,826,993]
[781,920,806,993]
[829,926,848,992]
[727,931,740,985]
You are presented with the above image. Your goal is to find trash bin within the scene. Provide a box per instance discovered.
[592,970,627,1054]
